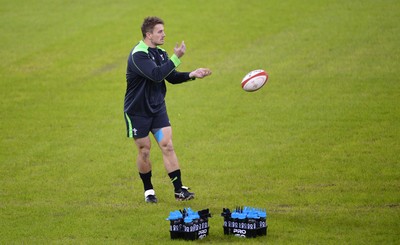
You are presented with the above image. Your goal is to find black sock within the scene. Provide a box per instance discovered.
[139,171,153,191]
[168,169,183,192]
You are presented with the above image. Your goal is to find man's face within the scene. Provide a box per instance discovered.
[148,24,165,47]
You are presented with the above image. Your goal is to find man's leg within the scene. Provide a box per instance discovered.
[134,136,157,203]
[154,126,194,201]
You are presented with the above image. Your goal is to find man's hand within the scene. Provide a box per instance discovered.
[189,68,212,79]
[174,41,186,58]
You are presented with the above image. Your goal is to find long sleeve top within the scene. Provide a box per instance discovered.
[124,40,193,116]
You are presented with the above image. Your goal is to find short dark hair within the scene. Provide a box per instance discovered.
[141,16,164,38]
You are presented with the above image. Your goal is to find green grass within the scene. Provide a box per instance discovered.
[1,0,399,244]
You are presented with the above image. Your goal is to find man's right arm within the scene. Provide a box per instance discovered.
[132,52,181,83]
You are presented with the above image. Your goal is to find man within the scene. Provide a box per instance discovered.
[124,16,212,203]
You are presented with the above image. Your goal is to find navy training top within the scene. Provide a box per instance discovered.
[124,40,192,116]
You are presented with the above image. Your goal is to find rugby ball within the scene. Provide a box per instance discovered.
[241,69,268,92]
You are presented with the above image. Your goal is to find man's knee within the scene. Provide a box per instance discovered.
[138,145,151,159]
[160,140,175,154]
[135,137,151,161]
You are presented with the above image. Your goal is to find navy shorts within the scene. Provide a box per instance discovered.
[124,111,171,138]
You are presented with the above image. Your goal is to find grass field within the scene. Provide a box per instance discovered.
[1,0,399,244]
